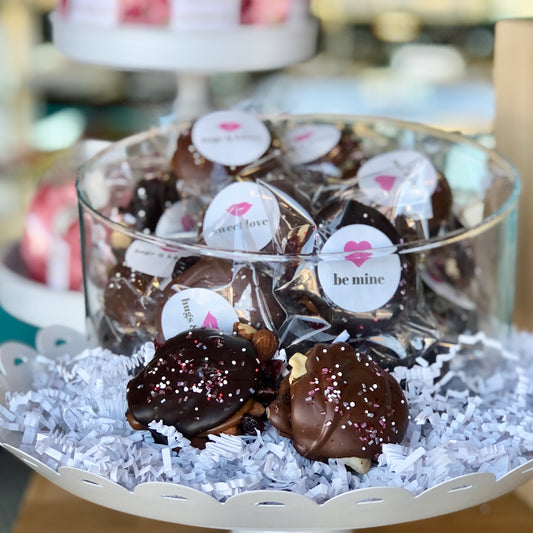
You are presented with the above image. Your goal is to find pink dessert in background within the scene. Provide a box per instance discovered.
[20,170,82,292]
[241,0,291,24]
[119,0,170,25]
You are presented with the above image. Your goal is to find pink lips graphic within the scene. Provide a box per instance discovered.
[180,214,196,232]
[202,312,219,329]
[375,175,396,192]
[219,122,241,132]
[226,202,253,216]
[294,131,313,142]
[344,241,372,267]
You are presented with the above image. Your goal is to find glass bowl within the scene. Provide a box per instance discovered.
[77,114,520,366]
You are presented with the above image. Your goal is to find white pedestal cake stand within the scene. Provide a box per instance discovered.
[0,244,85,332]
[1,326,533,531]
[50,11,320,120]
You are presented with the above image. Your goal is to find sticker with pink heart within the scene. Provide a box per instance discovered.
[191,109,271,167]
[285,123,343,165]
[357,149,438,208]
[344,240,373,267]
[202,312,219,329]
[317,224,402,313]
[159,288,238,340]
[374,175,396,192]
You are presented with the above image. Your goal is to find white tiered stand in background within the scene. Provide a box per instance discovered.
[50,8,320,119]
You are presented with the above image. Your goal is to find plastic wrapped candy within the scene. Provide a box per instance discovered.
[274,199,416,339]
[170,109,282,198]
[199,179,319,255]
[75,113,519,360]
[154,257,286,342]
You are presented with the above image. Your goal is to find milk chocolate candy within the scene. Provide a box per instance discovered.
[126,328,261,438]
[155,257,286,342]
[267,342,409,471]
[284,122,365,181]
[171,110,280,197]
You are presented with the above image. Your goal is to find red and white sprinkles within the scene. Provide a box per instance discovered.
[1,331,533,503]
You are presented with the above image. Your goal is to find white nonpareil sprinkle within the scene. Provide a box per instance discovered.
[1,332,533,504]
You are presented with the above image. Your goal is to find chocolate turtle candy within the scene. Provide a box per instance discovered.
[268,342,409,472]
[126,328,261,438]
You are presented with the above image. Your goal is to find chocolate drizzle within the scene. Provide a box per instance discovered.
[267,342,409,461]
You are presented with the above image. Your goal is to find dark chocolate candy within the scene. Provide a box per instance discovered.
[198,178,317,255]
[279,199,415,337]
[316,198,402,243]
[393,171,454,241]
[120,170,180,234]
[267,342,409,461]
[171,128,221,194]
[428,172,453,236]
[126,328,260,438]
[98,316,152,358]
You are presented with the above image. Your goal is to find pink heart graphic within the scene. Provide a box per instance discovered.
[344,241,372,267]
[219,122,241,132]
[227,202,252,216]
[375,174,396,192]
[294,131,313,142]
[202,312,219,329]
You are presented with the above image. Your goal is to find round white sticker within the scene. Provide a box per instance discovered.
[124,240,181,278]
[358,150,438,217]
[285,123,342,165]
[191,110,271,167]
[317,224,401,313]
[202,181,281,251]
[159,287,239,340]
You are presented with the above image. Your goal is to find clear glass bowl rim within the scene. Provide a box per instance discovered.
[76,114,521,264]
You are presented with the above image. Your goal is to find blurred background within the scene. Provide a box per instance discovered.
[1,0,533,336]
[1,3,533,531]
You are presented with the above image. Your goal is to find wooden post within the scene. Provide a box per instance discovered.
[494,18,533,331]
[494,19,533,503]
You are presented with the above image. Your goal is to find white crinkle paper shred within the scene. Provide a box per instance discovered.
[2,331,533,503]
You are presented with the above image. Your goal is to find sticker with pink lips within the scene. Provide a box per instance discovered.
[218,122,241,132]
[191,109,271,167]
[202,181,281,252]
[285,123,342,165]
[159,288,238,340]
[357,149,439,208]
[318,224,401,313]
[226,202,252,216]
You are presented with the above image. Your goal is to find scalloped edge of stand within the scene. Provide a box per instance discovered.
[2,442,533,530]
[2,327,533,529]
[50,12,319,72]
